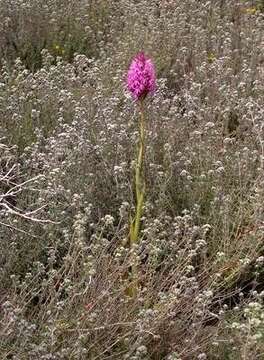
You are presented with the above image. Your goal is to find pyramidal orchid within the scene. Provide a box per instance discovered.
[126,52,156,297]
[127,52,156,100]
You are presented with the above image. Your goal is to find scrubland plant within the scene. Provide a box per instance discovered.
[126,52,156,296]
[0,0,123,70]
[0,1,264,359]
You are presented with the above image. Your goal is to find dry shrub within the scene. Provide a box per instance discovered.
[1,1,264,359]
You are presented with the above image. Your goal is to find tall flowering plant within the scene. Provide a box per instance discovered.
[126,52,156,296]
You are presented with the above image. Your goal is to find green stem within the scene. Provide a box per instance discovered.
[130,100,145,245]
[128,100,146,297]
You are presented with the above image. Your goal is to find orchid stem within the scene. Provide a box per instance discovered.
[128,100,146,297]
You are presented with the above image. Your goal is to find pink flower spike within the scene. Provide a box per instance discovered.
[127,52,156,101]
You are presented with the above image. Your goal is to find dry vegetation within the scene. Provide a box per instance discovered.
[0,1,264,359]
